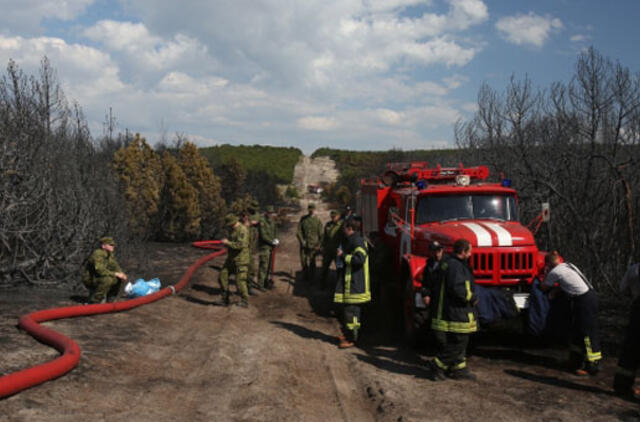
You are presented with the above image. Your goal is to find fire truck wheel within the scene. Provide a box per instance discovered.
[402,277,430,347]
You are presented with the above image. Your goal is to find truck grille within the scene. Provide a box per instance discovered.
[471,251,534,283]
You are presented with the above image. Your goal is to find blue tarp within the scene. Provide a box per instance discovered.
[526,278,572,339]
[475,285,519,325]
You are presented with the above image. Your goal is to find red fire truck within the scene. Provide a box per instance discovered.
[357,162,548,342]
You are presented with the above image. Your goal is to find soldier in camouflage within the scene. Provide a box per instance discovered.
[247,200,261,290]
[297,203,324,281]
[219,214,251,307]
[258,206,279,290]
[321,210,344,289]
[82,236,128,304]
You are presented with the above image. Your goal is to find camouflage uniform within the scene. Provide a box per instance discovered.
[220,215,250,306]
[297,204,324,280]
[247,202,261,286]
[82,239,123,304]
[258,207,278,288]
[321,211,344,287]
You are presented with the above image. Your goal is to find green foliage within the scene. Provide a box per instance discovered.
[114,137,228,241]
[200,144,302,184]
[112,134,164,238]
[218,156,246,204]
[159,152,201,241]
[178,142,226,238]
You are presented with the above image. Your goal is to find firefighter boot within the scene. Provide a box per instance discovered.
[429,361,447,381]
[448,368,477,381]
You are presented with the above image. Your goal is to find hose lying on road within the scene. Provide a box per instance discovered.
[0,240,225,399]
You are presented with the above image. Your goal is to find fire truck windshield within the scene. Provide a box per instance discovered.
[416,194,518,224]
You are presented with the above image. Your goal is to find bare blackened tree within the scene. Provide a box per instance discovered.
[456,47,640,291]
[0,58,131,287]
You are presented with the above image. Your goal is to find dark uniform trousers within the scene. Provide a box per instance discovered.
[341,304,362,342]
[614,297,640,394]
[434,331,470,371]
[569,290,602,370]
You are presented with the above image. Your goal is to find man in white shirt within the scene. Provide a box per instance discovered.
[542,251,601,376]
[613,263,640,400]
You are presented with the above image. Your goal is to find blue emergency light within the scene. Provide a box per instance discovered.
[416,180,427,190]
[501,178,512,187]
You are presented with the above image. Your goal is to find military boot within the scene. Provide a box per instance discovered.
[220,291,230,306]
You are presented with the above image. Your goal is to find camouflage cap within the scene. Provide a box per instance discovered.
[225,214,238,226]
[330,210,338,217]
[250,200,259,209]
[265,205,275,214]
[100,236,115,246]
[308,203,316,210]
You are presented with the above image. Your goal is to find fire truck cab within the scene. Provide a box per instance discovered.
[357,162,545,340]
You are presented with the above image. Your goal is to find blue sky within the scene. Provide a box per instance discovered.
[0,0,638,154]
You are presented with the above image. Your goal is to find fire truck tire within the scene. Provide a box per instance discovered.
[402,277,430,347]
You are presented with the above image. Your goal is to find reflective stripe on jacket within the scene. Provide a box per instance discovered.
[430,254,478,334]
[334,232,371,304]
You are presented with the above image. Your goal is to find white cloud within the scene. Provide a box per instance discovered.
[570,34,588,43]
[0,35,124,98]
[120,0,488,87]
[0,0,92,34]
[0,1,487,152]
[297,116,339,131]
[495,12,563,48]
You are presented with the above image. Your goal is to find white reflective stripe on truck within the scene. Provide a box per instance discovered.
[461,222,492,247]
[482,222,513,246]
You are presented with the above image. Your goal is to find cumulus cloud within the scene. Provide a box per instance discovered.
[120,0,488,87]
[0,0,92,34]
[297,116,339,131]
[495,12,563,48]
[0,0,488,152]
[0,35,123,98]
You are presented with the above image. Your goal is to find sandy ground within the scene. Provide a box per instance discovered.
[1,196,639,421]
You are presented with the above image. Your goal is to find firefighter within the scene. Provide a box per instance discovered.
[321,210,344,289]
[297,203,323,281]
[613,263,640,400]
[333,218,371,349]
[219,214,250,307]
[246,200,261,291]
[258,206,279,290]
[430,238,478,381]
[421,240,445,307]
[82,236,128,304]
[541,251,601,375]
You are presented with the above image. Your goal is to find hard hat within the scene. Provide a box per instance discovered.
[429,240,443,251]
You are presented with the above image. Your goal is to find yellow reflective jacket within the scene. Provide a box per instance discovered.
[430,254,478,334]
[334,232,371,304]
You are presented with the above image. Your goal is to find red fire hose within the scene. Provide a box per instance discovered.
[0,240,226,399]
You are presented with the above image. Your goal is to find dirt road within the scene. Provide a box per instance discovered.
[1,199,639,421]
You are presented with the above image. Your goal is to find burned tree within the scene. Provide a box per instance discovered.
[456,47,640,290]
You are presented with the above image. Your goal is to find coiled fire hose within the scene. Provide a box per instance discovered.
[0,240,225,399]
